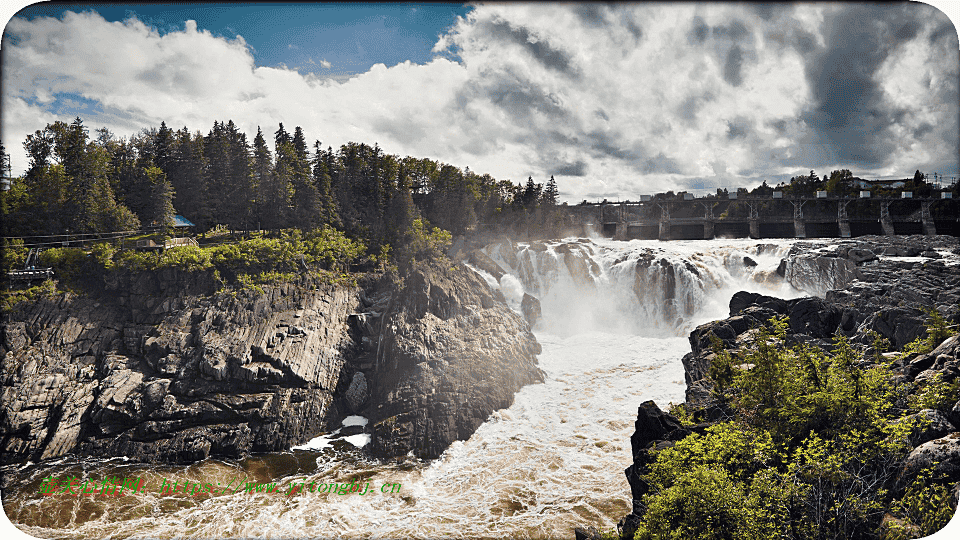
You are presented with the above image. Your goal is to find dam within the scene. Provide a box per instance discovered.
[571,192,959,240]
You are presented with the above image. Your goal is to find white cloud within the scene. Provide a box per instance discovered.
[1,4,957,201]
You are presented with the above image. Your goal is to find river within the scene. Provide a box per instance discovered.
[3,238,809,539]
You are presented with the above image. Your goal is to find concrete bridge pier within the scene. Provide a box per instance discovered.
[658,203,671,241]
[839,221,852,238]
[748,202,760,239]
[880,202,896,236]
[615,221,628,240]
[838,200,851,238]
[703,219,714,239]
[793,220,806,238]
[791,200,806,238]
[922,201,937,236]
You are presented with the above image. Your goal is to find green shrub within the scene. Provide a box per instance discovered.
[37,247,90,286]
[634,315,950,540]
[886,467,955,539]
[155,245,212,272]
[2,279,57,311]
[1,238,28,272]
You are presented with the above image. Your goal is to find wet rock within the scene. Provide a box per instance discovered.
[622,401,691,539]
[1,272,361,465]
[467,249,507,281]
[345,372,369,413]
[521,293,542,327]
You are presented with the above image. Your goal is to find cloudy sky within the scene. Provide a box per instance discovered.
[1,2,958,203]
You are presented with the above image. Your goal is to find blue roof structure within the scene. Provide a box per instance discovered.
[171,215,195,227]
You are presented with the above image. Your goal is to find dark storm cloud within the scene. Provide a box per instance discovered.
[624,17,643,41]
[641,153,682,174]
[690,16,708,44]
[485,19,578,77]
[929,22,958,45]
[726,117,753,140]
[555,160,588,176]
[677,92,714,126]
[712,19,749,41]
[798,4,927,168]
[913,123,934,139]
[457,67,569,125]
[751,3,788,21]
[574,4,607,27]
[586,129,642,161]
[723,45,744,86]
[792,29,817,55]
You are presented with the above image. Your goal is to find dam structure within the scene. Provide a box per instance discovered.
[571,191,959,240]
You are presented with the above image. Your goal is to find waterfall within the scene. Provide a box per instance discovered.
[473,237,803,337]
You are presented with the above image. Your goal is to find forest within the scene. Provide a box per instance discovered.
[0,117,567,265]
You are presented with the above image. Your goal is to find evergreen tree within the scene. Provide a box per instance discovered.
[251,127,273,230]
[544,175,559,205]
[313,141,339,227]
[289,126,319,229]
[169,128,209,229]
[153,121,175,177]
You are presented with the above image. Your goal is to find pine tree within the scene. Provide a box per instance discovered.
[313,141,339,227]
[544,175,559,205]
[251,127,273,230]
[290,126,319,229]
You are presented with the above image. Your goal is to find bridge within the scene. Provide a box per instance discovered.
[570,192,958,240]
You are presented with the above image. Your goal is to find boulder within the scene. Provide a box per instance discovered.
[902,432,960,483]
[521,293,542,327]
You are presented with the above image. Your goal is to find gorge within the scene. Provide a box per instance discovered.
[2,234,959,538]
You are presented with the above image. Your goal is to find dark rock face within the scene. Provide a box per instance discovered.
[467,249,507,281]
[1,272,361,464]
[368,262,544,459]
[2,261,545,466]
[521,293,542,327]
[620,401,692,539]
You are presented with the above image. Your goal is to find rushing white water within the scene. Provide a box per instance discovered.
[3,238,806,539]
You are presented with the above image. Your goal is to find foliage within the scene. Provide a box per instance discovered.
[635,316,955,540]
[37,247,92,287]
[2,279,57,312]
[1,237,28,273]
[885,467,956,539]
[908,373,960,414]
[897,307,957,361]
[394,218,452,268]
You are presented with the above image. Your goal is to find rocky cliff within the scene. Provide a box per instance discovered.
[1,261,543,465]
[366,262,544,459]
[620,235,960,537]
[1,269,363,464]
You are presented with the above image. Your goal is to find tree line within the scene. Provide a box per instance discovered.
[1,117,569,255]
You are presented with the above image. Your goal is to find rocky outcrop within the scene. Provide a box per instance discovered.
[1,271,361,464]
[2,261,544,466]
[620,401,695,539]
[621,235,960,534]
[521,293,542,327]
[367,262,544,459]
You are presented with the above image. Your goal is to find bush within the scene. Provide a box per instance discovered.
[1,238,28,272]
[37,247,91,286]
[635,315,954,540]
[394,218,451,268]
